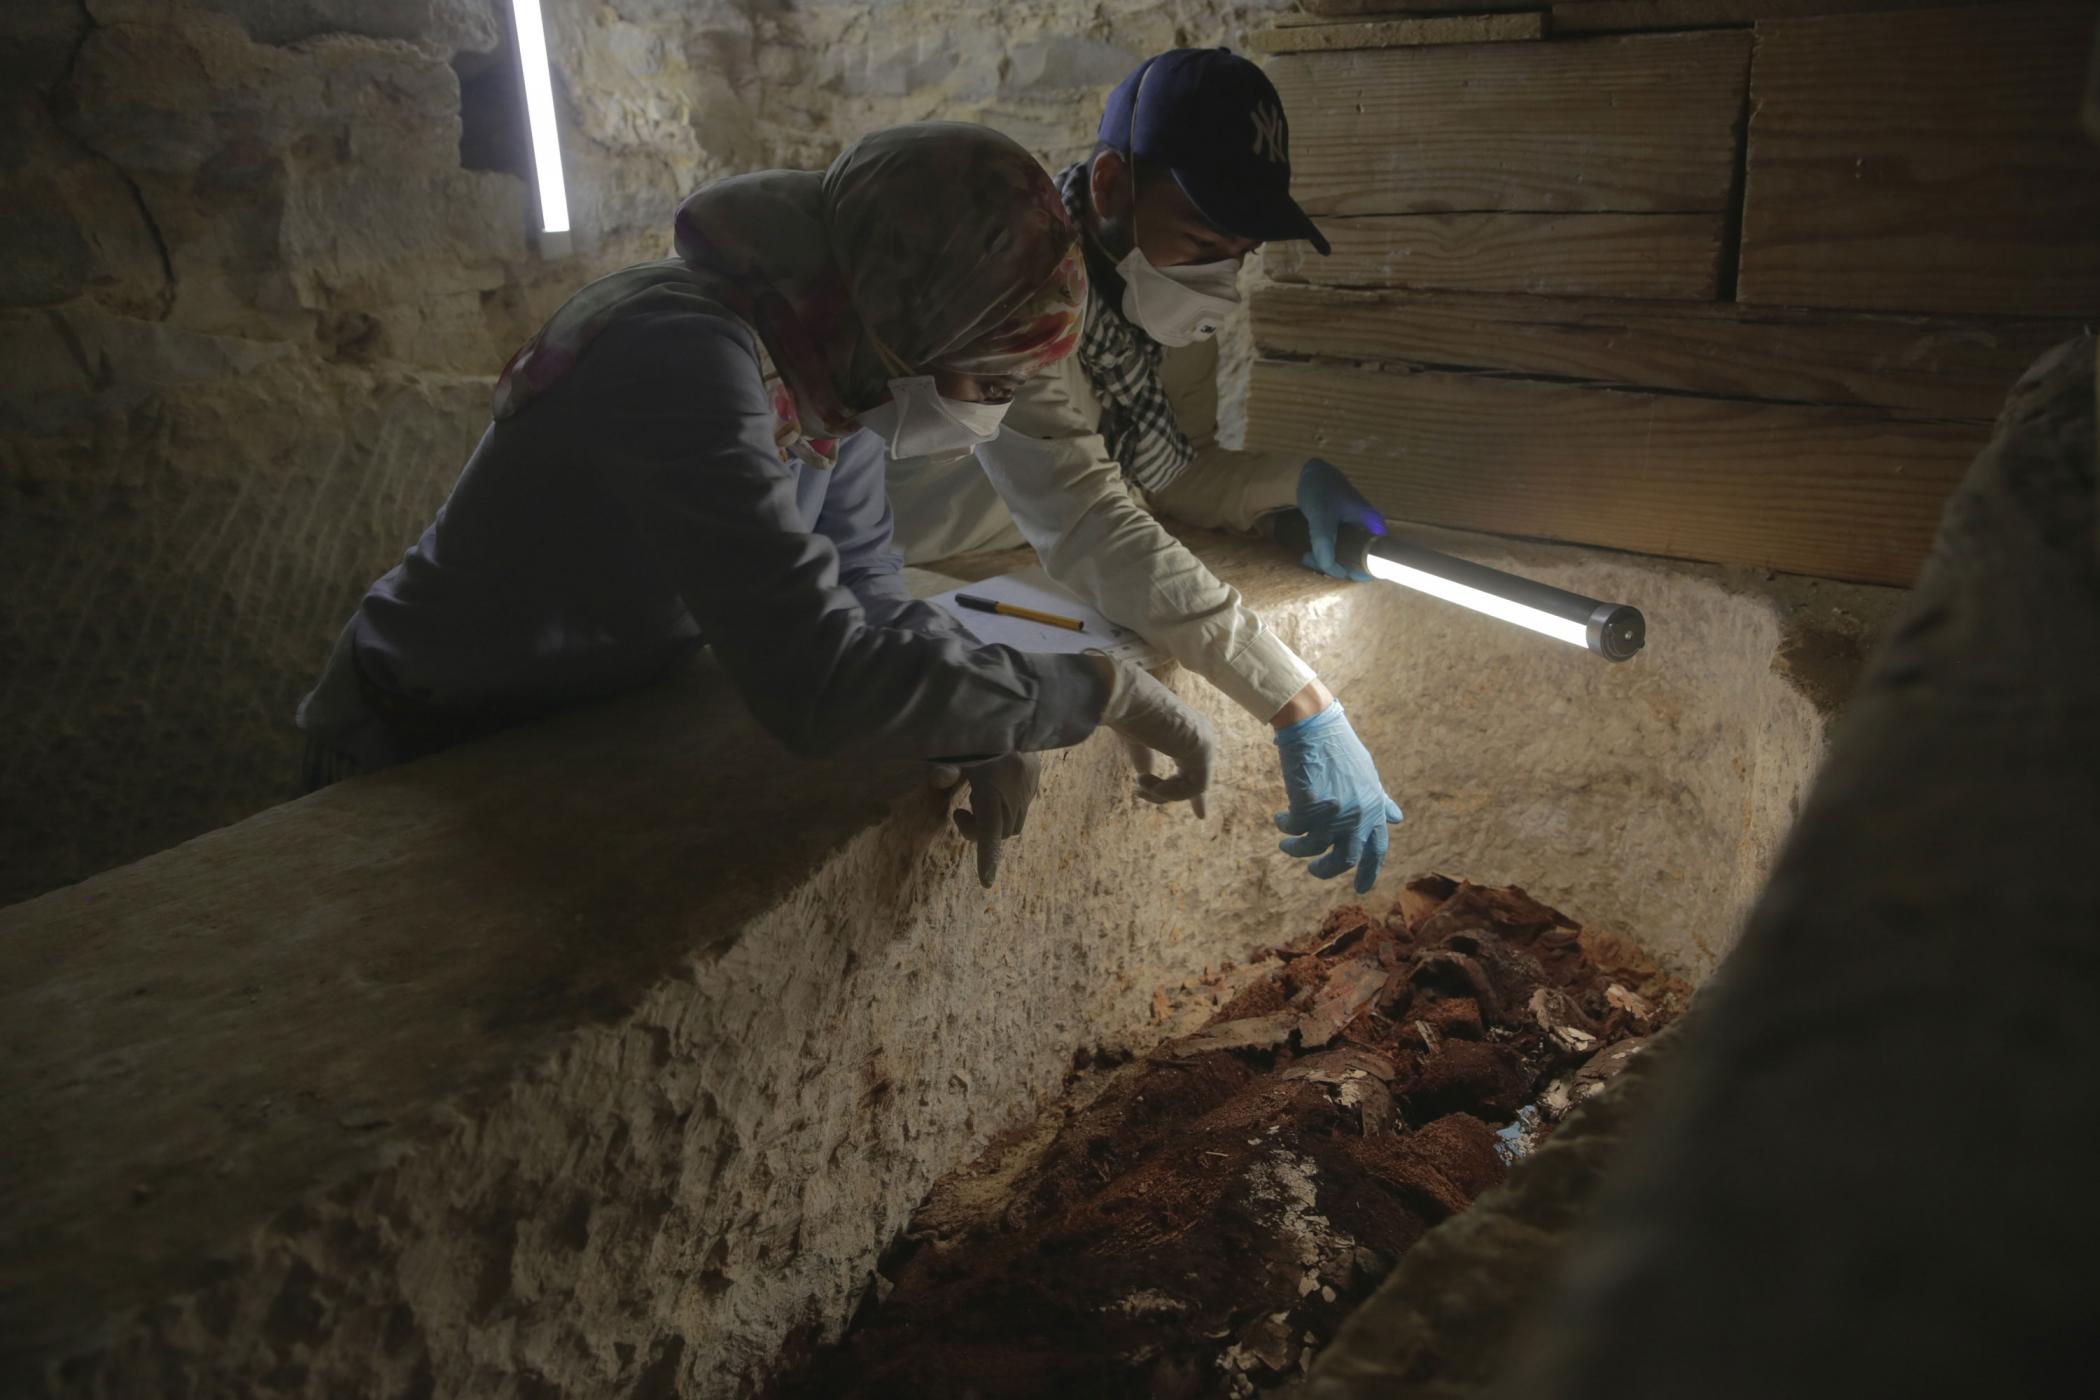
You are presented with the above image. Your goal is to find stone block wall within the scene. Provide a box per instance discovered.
[0,0,1289,906]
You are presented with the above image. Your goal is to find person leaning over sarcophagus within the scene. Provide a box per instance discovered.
[887,49,1407,895]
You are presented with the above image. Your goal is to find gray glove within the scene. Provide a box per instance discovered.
[1091,656,1213,816]
[949,751,1040,888]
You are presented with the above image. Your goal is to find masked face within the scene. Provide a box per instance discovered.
[1115,245,1242,347]
[1099,66,1250,346]
[857,375,1011,459]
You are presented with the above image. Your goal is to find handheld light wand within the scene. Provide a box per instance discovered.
[1268,512,1647,662]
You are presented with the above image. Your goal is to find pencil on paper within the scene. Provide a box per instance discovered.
[953,593,1086,632]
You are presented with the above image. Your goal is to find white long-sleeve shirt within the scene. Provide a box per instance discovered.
[887,320,1316,722]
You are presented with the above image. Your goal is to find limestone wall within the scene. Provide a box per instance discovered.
[0,0,1290,906]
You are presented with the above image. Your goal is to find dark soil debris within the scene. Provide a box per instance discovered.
[766,876,1688,1400]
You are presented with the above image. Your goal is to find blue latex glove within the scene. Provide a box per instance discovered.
[1297,458,1388,582]
[1274,700,1404,893]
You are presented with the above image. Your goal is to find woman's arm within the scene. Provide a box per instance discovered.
[564,305,1110,759]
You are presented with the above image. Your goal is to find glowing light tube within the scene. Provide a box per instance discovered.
[511,0,570,234]
[1363,550,1592,648]
[1271,512,1647,662]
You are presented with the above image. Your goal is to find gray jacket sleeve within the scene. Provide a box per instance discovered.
[557,304,1108,759]
[816,429,978,645]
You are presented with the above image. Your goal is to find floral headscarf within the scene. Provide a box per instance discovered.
[494,122,1086,467]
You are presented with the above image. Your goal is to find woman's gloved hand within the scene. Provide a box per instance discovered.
[949,751,1040,888]
[1273,699,1404,893]
[1089,656,1213,817]
[1297,458,1388,582]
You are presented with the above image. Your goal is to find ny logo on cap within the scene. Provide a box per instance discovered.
[1250,103,1287,163]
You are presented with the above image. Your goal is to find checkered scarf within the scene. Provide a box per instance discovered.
[1055,161,1196,495]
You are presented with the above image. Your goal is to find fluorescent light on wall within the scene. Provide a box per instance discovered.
[511,0,569,234]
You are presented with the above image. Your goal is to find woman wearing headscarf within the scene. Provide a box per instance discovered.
[297,123,1211,884]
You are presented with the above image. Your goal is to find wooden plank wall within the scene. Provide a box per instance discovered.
[1737,3,2100,315]
[1247,0,2100,585]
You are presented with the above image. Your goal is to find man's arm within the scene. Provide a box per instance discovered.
[981,336,1402,894]
[1148,333,1302,534]
[1150,335,1388,581]
[977,352,1316,723]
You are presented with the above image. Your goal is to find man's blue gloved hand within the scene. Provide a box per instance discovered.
[1297,458,1388,582]
[1274,699,1404,893]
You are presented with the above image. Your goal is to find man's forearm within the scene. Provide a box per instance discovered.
[1270,676,1334,728]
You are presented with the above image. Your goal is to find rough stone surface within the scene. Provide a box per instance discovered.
[0,0,1294,906]
[0,310,491,912]
[792,1,1294,168]
[2,536,1837,1397]
[1226,525,1900,984]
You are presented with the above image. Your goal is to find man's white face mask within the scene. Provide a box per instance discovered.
[858,375,1011,459]
[1108,63,1244,348]
[1115,247,1241,347]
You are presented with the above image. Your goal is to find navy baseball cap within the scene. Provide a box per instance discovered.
[1099,47,1331,256]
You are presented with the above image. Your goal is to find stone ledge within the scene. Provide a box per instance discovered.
[0,529,1890,1396]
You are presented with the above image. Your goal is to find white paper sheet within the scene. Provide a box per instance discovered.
[929,566,1164,666]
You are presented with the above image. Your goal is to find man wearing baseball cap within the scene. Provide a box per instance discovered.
[886,48,1405,893]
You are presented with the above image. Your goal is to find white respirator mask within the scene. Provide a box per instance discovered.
[1115,250,1241,347]
[857,375,1011,459]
